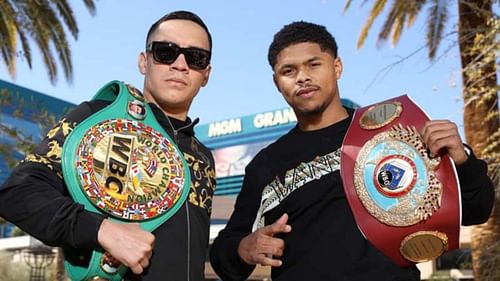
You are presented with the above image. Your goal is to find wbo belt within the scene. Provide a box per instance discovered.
[61,81,191,281]
[340,95,461,266]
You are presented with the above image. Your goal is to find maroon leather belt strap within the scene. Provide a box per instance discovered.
[340,95,461,266]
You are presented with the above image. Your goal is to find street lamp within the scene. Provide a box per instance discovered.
[22,236,55,281]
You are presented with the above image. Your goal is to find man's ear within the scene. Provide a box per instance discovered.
[138,52,147,75]
[334,57,343,80]
[201,65,212,87]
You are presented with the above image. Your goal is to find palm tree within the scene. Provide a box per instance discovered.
[1,2,98,280]
[343,1,499,280]
[0,0,97,84]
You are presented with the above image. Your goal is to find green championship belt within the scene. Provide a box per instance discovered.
[61,81,191,281]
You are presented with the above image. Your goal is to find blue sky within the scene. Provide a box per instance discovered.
[0,0,465,134]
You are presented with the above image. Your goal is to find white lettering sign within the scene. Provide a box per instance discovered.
[253,108,296,129]
[208,119,242,137]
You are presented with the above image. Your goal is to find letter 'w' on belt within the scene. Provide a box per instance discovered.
[61,81,191,281]
[340,95,461,267]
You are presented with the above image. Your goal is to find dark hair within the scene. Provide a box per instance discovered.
[268,21,338,68]
[145,10,212,51]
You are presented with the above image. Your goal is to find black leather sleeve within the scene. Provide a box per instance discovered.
[457,146,495,225]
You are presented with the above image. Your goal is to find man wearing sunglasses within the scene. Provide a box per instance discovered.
[0,10,216,281]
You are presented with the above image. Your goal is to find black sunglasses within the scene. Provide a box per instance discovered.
[146,41,211,70]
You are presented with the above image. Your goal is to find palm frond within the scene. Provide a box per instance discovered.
[0,0,19,77]
[382,0,427,47]
[377,0,406,47]
[83,0,97,16]
[50,0,79,38]
[343,0,353,15]
[426,0,448,59]
[25,2,59,83]
[0,24,17,77]
[50,19,73,82]
[391,10,407,47]
[17,29,32,68]
[358,0,389,49]
[0,0,97,84]
[407,0,427,27]
[24,0,73,84]
[377,2,399,43]
[38,39,58,84]
[42,1,74,82]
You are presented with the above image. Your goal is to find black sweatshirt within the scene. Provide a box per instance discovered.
[0,100,216,281]
[210,109,494,281]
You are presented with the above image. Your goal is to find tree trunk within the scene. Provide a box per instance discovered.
[458,1,499,280]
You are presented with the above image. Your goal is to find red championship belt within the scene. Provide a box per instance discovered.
[341,95,461,266]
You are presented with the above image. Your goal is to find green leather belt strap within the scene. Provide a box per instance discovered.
[61,80,191,281]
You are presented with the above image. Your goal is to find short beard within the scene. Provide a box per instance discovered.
[296,102,327,117]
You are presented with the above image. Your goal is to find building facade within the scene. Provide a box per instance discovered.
[0,79,75,186]
[0,80,75,238]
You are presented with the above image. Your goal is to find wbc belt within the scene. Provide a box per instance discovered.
[340,95,461,267]
[61,81,191,281]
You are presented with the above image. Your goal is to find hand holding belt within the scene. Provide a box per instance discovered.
[61,81,191,281]
[340,95,461,266]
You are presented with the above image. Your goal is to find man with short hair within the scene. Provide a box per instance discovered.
[0,10,216,281]
[210,21,494,281]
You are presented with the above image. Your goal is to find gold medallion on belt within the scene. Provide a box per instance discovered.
[76,119,186,221]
